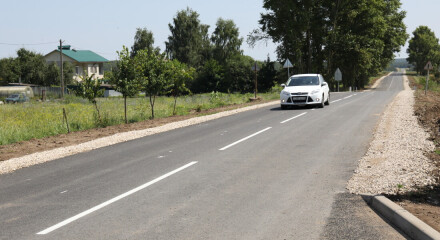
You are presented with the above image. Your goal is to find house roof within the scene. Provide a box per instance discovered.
[57,49,109,63]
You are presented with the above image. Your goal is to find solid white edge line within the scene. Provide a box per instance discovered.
[37,161,198,235]
[280,112,307,124]
[219,127,272,151]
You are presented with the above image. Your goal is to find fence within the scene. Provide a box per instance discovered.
[31,86,70,98]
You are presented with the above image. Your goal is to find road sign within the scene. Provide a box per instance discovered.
[424,61,432,95]
[335,68,342,82]
[424,61,433,70]
[251,62,260,71]
[283,59,293,68]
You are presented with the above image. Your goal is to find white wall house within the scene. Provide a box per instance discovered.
[44,45,108,83]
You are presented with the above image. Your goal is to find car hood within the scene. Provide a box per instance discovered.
[283,86,320,93]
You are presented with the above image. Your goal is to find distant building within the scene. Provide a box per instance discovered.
[44,45,109,82]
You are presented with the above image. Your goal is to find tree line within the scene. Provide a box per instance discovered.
[0,48,74,86]
[130,8,278,94]
[1,2,418,93]
[249,0,408,89]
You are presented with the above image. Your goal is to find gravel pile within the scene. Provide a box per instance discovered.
[347,74,436,195]
[0,101,278,175]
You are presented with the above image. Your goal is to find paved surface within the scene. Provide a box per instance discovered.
[0,73,408,239]
[321,193,409,239]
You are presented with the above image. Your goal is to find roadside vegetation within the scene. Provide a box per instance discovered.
[0,91,279,145]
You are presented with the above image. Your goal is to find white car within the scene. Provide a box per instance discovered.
[280,74,330,109]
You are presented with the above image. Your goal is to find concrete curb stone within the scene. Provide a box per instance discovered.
[367,195,440,240]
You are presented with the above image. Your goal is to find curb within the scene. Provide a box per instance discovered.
[367,195,440,240]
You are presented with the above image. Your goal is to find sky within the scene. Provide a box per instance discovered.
[0,0,439,61]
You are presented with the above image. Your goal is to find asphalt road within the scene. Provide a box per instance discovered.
[0,73,408,239]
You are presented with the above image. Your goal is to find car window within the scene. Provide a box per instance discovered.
[287,76,319,86]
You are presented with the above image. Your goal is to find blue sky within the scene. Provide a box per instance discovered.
[0,0,438,61]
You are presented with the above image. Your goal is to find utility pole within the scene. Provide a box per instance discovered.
[251,61,259,99]
[59,39,64,98]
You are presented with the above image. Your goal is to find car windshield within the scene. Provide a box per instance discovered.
[287,76,319,86]
[9,94,19,98]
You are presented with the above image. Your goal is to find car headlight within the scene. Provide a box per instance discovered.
[310,89,320,95]
[281,91,290,96]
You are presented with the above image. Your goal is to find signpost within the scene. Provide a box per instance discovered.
[283,59,293,79]
[424,61,433,95]
[335,68,342,92]
[251,61,260,99]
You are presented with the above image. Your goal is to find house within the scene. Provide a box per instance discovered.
[44,45,109,82]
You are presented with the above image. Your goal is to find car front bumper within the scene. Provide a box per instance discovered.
[280,93,322,106]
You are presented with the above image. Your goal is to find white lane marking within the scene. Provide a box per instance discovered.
[37,161,198,235]
[219,127,272,151]
[280,112,307,124]
[330,93,358,103]
[60,190,68,194]
[387,75,394,91]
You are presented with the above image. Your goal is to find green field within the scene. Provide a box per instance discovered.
[0,91,280,145]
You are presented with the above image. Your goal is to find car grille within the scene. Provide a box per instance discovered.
[288,96,314,103]
[291,92,308,95]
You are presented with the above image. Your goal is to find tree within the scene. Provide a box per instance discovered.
[62,62,74,85]
[0,58,19,85]
[45,63,60,86]
[43,62,74,86]
[135,49,168,119]
[407,26,440,75]
[257,0,328,74]
[131,27,157,58]
[166,60,193,115]
[112,46,139,123]
[165,8,211,68]
[193,59,224,93]
[0,48,74,87]
[223,55,254,93]
[74,73,104,125]
[211,18,243,63]
[15,48,48,85]
[258,56,278,92]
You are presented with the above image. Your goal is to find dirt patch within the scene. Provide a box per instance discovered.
[0,100,272,162]
[389,74,440,232]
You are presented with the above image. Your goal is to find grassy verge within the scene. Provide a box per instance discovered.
[0,91,280,145]
[406,71,440,92]
[367,71,389,88]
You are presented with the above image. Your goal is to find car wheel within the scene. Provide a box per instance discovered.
[325,92,330,105]
[319,94,325,108]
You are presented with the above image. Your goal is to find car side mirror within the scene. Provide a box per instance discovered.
[321,82,327,87]
[281,84,286,88]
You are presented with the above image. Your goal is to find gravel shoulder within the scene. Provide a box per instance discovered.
[347,72,440,232]
[347,74,436,195]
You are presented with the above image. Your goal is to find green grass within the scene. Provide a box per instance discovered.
[410,73,440,92]
[368,71,389,86]
[0,91,280,145]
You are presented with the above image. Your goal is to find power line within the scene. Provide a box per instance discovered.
[0,41,58,46]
